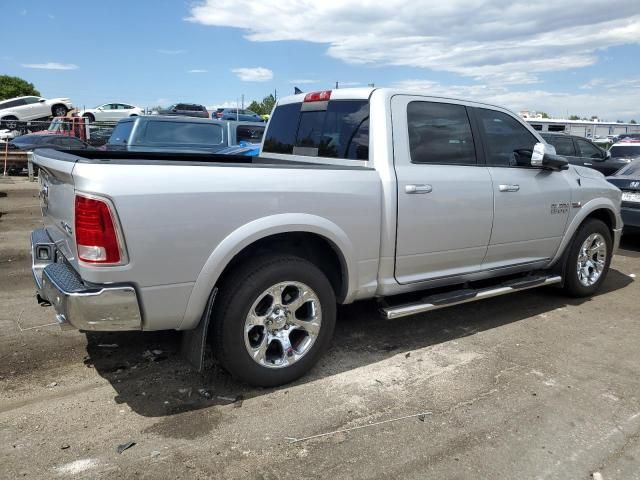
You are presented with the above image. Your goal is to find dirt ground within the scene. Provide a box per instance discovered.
[1,177,639,479]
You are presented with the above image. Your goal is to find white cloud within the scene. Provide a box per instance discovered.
[231,67,273,82]
[392,79,640,120]
[157,49,186,55]
[188,69,208,73]
[188,0,640,84]
[21,62,78,70]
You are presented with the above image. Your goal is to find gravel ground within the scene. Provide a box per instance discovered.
[1,177,639,479]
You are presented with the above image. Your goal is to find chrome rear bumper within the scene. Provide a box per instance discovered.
[31,229,142,331]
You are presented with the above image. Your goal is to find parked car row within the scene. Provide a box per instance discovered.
[541,133,630,176]
[75,103,144,122]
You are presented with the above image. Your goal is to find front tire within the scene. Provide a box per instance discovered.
[52,104,67,117]
[563,219,612,297]
[212,255,336,387]
[83,114,95,123]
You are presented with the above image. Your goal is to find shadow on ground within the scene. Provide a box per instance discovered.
[84,268,633,417]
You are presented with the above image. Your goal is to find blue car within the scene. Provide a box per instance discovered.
[216,142,260,156]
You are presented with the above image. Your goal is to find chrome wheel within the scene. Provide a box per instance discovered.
[576,233,607,287]
[53,106,67,117]
[244,281,322,369]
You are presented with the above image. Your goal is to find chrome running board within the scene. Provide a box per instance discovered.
[382,275,562,320]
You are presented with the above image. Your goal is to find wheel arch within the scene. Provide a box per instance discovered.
[50,103,68,115]
[179,214,356,330]
[550,199,621,268]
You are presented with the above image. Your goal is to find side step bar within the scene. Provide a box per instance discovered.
[382,275,562,320]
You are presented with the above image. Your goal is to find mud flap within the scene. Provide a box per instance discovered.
[180,288,217,372]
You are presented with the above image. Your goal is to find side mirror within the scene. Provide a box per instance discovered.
[171,107,177,112]
[604,150,611,160]
[531,142,569,171]
[39,98,46,103]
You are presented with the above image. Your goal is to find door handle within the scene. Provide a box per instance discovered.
[405,184,432,194]
[498,184,520,192]
[584,163,592,166]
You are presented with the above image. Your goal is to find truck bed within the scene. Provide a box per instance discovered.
[45,149,372,170]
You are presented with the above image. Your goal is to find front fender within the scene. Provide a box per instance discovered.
[178,213,356,330]
[549,197,622,267]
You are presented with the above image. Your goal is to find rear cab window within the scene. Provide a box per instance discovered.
[108,121,135,146]
[236,125,265,143]
[263,97,369,161]
[141,120,223,145]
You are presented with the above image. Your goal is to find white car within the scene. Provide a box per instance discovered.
[0,96,73,129]
[76,103,144,122]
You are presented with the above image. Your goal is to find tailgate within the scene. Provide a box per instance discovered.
[33,150,79,270]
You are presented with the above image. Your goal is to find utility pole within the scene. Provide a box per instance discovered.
[241,94,244,110]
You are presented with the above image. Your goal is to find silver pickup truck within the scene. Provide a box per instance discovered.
[31,88,622,387]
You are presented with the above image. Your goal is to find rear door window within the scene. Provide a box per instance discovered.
[142,121,223,145]
[543,135,576,156]
[407,101,476,165]
[263,100,369,160]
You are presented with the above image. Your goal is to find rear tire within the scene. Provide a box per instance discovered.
[1,116,18,130]
[212,254,336,387]
[562,219,612,297]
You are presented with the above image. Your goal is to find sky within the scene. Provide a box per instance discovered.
[2,0,640,120]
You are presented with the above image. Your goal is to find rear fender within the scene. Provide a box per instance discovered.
[178,213,355,330]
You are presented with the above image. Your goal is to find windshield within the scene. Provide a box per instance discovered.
[12,135,41,145]
[610,145,640,158]
[47,118,69,132]
[616,160,640,176]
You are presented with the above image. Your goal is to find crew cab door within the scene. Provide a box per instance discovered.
[392,96,494,284]
[472,107,571,267]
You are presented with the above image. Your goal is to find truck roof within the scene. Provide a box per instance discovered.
[276,87,517,114]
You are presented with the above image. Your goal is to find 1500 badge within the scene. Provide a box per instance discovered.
[550,203,569,215]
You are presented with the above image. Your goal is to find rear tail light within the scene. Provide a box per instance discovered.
[74,194,123,264]
[304,90,331,102]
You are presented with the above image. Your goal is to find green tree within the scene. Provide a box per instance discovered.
[568,115,580,120]
[261,94,276,115]
[631,119,637,124]
[539,112,550,119]
[246,94,277,116]
[247,100,262,114]
[0,75,40,100]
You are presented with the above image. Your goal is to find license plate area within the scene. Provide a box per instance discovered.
[621,191,640,203]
